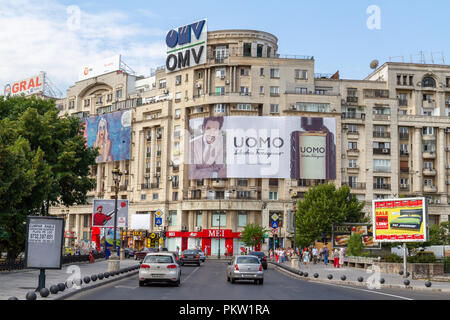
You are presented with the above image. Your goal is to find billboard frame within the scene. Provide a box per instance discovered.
[331,222,381,249]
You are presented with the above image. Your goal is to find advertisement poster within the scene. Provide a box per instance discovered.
[78,55,121,81]
[92,199,129,228]
[372,198,428,242]
[332,223,379,248]
[188,116,336,179]
[4,73,45,97]
[84,110,131,163]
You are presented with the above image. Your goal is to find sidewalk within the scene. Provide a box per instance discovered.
[0,259,139,300]
[272,258,450,293]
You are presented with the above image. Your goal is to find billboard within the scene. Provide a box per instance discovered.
[166,19,207,73]
[92,199,129,228]
[188,116,336,179]
[4,73,45,97]
[83,110,131,163]
[332,223,380,248]
[372,197,428,242]
[78,55,121,81]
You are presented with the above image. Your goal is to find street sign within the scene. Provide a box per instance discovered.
[271,221,279,229]
[271,213,279,221]
[271,228,278,235]
[155,217,162,226]
[155,209,163,218]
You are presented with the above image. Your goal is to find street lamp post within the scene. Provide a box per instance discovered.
[218,198,221,260]
[107,167,122,272]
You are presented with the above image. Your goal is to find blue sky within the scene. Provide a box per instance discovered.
[1,0,449,94]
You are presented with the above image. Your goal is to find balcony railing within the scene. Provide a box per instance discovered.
[346,96,358,103]
[400,150,409,156]
[141,183,159,190]
[373,114,391,121]
[400,184,410,191]
[373,131,391,138]
[399,133,409,140]
[297,179,327,187]
[373,183,391,190]
[373,148,391,155]
[342,112,365,120]
[342,182,366,190]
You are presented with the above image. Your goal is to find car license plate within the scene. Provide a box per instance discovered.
[151,274,164,278]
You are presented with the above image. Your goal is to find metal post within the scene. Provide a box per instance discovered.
[113,189,118,255]
[218,199,221,260]
[36,268,45,292]
[403,242,407,278]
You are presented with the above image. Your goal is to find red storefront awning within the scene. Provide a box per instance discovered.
[166,229,241,238]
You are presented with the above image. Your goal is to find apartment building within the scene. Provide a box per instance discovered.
[50,28,450,253]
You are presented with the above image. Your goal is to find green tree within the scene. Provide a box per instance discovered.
[295,183,365,247]
[240,223,268,251]
[0,96,97,259]
[347,234,364,256]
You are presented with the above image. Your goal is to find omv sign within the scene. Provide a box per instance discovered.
[165,19,207,73]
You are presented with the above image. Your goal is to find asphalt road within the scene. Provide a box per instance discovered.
[67,260,449,300]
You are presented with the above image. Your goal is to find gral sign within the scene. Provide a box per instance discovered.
[78,55,121,81]
[83,110,131,163]
[25,216,64,269]
[188,116,336,179]
[92,199,129,228]
[165,19,207,73]
[332,223,379,248]
[4,73,45,97]
[372,197,428,242]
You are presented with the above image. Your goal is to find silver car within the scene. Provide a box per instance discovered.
[226,255,264,285]
[139,253,181,287]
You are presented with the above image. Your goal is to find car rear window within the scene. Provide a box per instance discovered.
[236,257,260,264]
[183,250,197,254]
[144,255,174,264]
[250,252,265,257]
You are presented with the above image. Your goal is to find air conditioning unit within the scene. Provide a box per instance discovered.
[435,199,441,204]
[168,176,173,181]
[196,83,202,88]
[181,225,188,231]
[156,133,162,139]
[341,99,346,104]
[220,75,225,79]
[225,80,230,85]
[446,181,450,185]
[174,114,181,119]
[163,89,169,94]
[146,135,151,141]
[291,105,297,110]
[195,226,202,231]
[446,147,450,152]
[124,170,129,175]
[382,149,389,154]
[446,165,450,169]
[445,128,450,133]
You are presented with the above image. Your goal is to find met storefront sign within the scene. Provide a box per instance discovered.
[165,19,207,73]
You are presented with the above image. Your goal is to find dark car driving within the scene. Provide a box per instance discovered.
[249,251,268,270]
[180,250,201,266]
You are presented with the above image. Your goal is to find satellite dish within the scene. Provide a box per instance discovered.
[370,60,379,69]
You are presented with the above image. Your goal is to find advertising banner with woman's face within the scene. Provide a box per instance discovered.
[84,110,131,163]
[188,116,336,179]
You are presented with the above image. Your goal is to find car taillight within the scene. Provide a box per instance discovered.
[195,255,199,258]
[235,264,239,271]
[140,264,150,269]
[263,257,267,261]
[167,264,177,269]
[181,255,185,259]
[259,265,263,271]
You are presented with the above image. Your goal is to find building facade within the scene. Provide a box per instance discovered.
[50,28,450,253]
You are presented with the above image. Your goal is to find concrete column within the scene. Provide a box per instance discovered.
[438,128,446,193]
[413,128,423,193]
[202,211,208,230]
[188,211,194,232]
[150,127,157,184]
[138,130,145,186]
[96,164,102,194]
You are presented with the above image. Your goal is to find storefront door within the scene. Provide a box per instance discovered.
[210,238,226,256]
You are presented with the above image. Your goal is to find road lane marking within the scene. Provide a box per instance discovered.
[114,285,138,290]
[313,282,414,300]
[181,266,201,284]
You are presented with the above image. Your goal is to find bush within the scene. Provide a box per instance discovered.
[383,253,403,263]
[347,234,364,257]
[407,252,436,264]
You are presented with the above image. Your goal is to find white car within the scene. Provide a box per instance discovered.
[139,252,181,287]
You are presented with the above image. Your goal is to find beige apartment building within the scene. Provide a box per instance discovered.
[50,28,450,253]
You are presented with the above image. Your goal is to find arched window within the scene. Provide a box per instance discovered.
[422,76,436,88]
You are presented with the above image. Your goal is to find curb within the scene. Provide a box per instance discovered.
[270,263,450,294]
[54,269,140,300]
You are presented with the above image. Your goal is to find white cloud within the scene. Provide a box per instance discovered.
[0,0,166,95]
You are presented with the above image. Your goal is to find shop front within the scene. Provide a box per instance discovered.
[166,229,241,256]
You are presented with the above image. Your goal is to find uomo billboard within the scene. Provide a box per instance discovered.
[83,110,131,163]
[188,116,336,179]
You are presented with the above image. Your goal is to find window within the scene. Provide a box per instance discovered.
[175,92,182,101]
[269,191,278,200]
[215,86,225,96]
[257,44,263,58]
[240,68,250,76]
[175,75,182,85]
[196,179,204,187]
[240,87,249,95]
[243,43,252,57]
[267,47,272,57]
[348,159,357,168]
[159,79,166,89]
[84,99,90,107]
[152,193,159,200]
[141,194,147,201]
[172,175,179,188]
[116,89,123,99]
[172,192,178,201]
[423,142,436,153]
[295,102,330,112]
[270,104,279,114]
[69,101,75,109]
[348,176,357,187]
[237,191,251,199]
[348,142,357,150]
[364,89,389,98]
[347,124,357,133]
[196,212,202,226]
[400,178,408,186]
[216,68,226,78]
[270,69,280,78]
[295,87,308,94]
[422,127,434,135]
[238,212,247,227]
[373,159,391,172]
[107,93,113,102]
[270,86,280,96]
[260,68,264,76]
[237,179,248,187]
[212,212,226,227]
[295,70,307,79]
[422,76,436,88]
[83,215,90,228]
[424,179,433,186]
[424,161,433,170]
[185,74,188,82]
[237,104,252,111]
[400,144,408,154]
[198,71,203,79]
[214,104,227,113]
[259,86,264,94]
[169,211,177,226]
[175,109,181,118]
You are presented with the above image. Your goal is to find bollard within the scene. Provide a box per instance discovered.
[58,283,66,292]
[50,285,59,294]
[406,272,410,278]
[404,279,410,286]
[380,278,385,284]
[98,273,104,280]
[8,297,19,300]
[341,275,346,281]
[83,276,91,284]
[298,271,304,276]
[303,272,308,277]
[357,277,364,282]
[314,273,319,278]
[91,274,98,282]
[425,281,432,288]
[104,272,110,278]
[39,288,50,298]
[399,270,404,276]
[26,292,37,300]
[327,274,333,280]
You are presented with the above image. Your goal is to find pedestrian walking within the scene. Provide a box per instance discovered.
[333,249,340,268]
[303,249,310,265]
[339,247,345,268]
[312,247,318,264]
[323,246,329,266]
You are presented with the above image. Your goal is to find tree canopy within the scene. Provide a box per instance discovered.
[295,183,365,247]
[0,96,98,259]
[240,223,268,250]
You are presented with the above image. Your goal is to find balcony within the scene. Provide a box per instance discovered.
[400,150,409,157]
[342,112,365,120]
[423,151,436,159]
[423,100,435,109]
[141,183,159,190]
[399,184,410,191]
[373,183,391,190]
[399,133,409,140]
[342,182,366,190]
[347,166,360,173]
[373,114,391,121]
[212,179,227,188]
[346,96,358,104]
[297,179,327,187]
[373,148,391,155]
[424,185,437,193]
[423,168,437,176]
[373,131,390,139]
[347,149,360,156]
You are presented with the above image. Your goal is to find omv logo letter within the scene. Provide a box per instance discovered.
[166,20,206,48]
